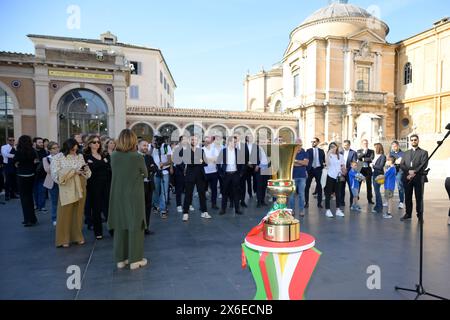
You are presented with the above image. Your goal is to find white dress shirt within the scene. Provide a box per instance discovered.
[327,154,345,179]
[203,145,219,174]
[313,147,320,168]
[226,147,237,172]
[1,144,14,164]
[343,150,349,165]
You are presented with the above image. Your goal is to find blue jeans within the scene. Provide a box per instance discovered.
[289,178,306,212]
[372,174,383,212]
[33,178,46,210]
[396,170,405,203]
[153,174,170,212]
[47,184,59,222]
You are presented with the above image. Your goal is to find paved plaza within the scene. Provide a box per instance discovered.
[0,179,449,300]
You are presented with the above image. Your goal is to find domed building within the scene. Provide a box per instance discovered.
[246,0,397,146]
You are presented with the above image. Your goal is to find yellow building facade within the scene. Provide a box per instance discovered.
[245,1,450,174]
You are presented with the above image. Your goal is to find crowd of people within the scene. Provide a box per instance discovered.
[1,129,450,269]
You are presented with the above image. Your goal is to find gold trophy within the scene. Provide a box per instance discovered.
[263,144,301,242]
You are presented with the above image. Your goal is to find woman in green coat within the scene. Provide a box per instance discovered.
[108,129,148,270]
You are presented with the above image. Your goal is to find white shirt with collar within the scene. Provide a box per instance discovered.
[1,144,14,164]
[313,147,320,168]
[203,144,219,174]
[226,147,237,172]
[343,149,349,165]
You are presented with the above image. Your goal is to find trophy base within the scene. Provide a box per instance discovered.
[263,221,300,242]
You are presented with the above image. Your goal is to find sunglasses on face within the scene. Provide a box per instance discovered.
[91,141,100,144]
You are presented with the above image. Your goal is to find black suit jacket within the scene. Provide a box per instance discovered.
[372,154,387,176]
[306,147,325,171]
[357,149,375,174]
[143,154,157,184]
[184,147,207,182]
[400,147,429,182]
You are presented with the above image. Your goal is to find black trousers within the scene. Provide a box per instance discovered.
[339,174,354,206]
[0,167,4,193]
[359,168,373,202]
[222,172,241,211]
[5,170,17,198]
[403,176,425,218]
[183,173,207,214]
[87,179,109,237]
[144,181,154,229]
[17,175,37,224]
[324,176,341,210]
[255,170,268,203]
[246,169,257,197]
[239,170,249,203]
[205,172,219,206]
[305,168,323,206]
[445,177,450,217]
[174,173,185,207]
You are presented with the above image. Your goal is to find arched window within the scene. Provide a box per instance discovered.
[208,125,228,146]
[158,123,179,143]
[131,123,153,142]
[0,86,14,143]
[404,62,412,85]
[184,124,204,139]
[58,89,108,143]
[278,128,295,144]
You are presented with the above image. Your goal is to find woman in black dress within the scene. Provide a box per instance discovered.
[83,135,111,239]
[14,135,39,227]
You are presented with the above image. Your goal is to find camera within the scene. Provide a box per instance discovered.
[154,135,165,148]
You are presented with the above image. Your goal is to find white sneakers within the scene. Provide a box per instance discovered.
[336,209,345,217]
[183,214,189,222]
[325,210,334,218]
[383,202,388,207]
[117,259,129,269]
[130,258,148,270]
[326,209,344,218]
[52,221,57,227]
[201,212,212,219]
[398,202,404,209]
[177,206,183,213]
[189,205,195,212]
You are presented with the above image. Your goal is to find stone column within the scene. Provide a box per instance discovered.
[13,109,22,139]
[112,71,127,138]
[34,65,50,139]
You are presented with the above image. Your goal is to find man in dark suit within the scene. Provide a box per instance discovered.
[340,140,358,207]
[245,135,258,200]
[236,134,248,208]
[305,137,325,208]
[218,137,244,215]
[182,135,209,222]
[399,134,429,222]
[138,139,157,235]
[357,139,375,204]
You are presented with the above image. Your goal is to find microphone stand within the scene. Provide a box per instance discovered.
[395,124,450,300]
